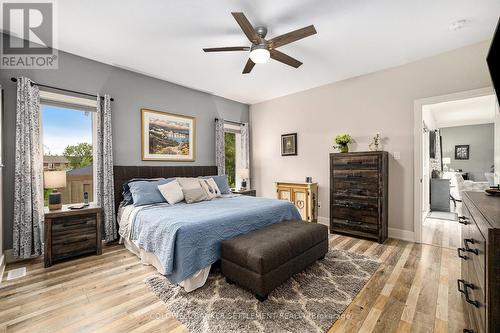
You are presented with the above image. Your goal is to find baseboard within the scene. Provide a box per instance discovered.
[388,228,415,242]
[317,216,329,226]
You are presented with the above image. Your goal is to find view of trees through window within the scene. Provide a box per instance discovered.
[42,104,94,206]
[224,132,236,188]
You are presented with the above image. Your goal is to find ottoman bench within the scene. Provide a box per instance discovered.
[220,220,328,301]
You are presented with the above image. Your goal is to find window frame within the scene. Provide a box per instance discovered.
[40,90,98,205]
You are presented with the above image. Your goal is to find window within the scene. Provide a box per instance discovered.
[225,132,236,188]
[224,123,242,189]
[41,92,97,206]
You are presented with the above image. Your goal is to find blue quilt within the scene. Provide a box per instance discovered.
[129,195,301,283]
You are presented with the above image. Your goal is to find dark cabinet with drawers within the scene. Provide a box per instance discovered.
[330,151,388,243]
[44,205,102,267]
[459,192,500,333]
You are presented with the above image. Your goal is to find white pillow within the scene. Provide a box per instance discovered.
[158,180,184,205]
[199,178,221,199]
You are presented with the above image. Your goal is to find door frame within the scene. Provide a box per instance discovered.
[413,87,494,243]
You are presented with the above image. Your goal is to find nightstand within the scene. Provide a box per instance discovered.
[44,204,102,267]
[232,189,256,196]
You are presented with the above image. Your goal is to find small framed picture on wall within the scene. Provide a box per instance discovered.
[281,133,297,156]
[455,145,469,160]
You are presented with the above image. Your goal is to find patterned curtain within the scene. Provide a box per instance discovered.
[240,123,249,169]
[96,94,117,241]
[13,77,43,259]
[430,129,442,173]
[215,118,225,175]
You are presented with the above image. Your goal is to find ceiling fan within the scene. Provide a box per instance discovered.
[203,12,317,74]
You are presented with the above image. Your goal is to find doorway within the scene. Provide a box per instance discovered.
[413,87,497,245]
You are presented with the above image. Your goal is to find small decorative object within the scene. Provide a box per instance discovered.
[305,176,312,183]
[442,157,451,171]
[281,133,297,156]
[141,108,196,161]
[369,133,382,151]
[455,145,469,160]
[334,134,352,153]
[44,170,66,211]
[239,168,249,190]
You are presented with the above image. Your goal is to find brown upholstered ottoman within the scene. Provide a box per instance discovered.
[221,220,328,301]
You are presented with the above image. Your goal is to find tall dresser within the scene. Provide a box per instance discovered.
[330,151,388,243]
[459,191,500,333]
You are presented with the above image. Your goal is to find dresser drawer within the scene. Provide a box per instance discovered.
[332,155,379,170]
[330,218,378,238]
[331,181,379,198]
[332,169,379,184]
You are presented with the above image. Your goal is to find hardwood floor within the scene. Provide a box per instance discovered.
[0,235,468,333]
[421,217,462,249]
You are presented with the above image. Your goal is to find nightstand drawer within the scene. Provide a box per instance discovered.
[52,215,96,233]
[52,238,97,259]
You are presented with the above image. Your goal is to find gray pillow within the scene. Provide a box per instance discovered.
[129,178,174,206]
[183,187,208,204]
[201,175,231,194]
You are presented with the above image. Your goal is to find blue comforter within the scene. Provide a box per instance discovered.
[130,195,301,283]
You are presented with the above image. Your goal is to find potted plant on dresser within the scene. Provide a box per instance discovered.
[334,134,352,153]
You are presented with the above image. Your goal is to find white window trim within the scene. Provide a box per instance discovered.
[40,90,98,205]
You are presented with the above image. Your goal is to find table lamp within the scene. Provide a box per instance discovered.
[239,168,249,190]
[44,170,66,210]
[442,157,451,171]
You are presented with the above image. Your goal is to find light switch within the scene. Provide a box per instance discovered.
[393,152,401,160]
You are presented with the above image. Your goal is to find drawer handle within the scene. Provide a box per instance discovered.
[457,247,468,260]
[346,220,363,225]
[464,239,478,255]
[458,216,469,225]
[347,161,363,165]
[457,279,479,308]
[463,330,474,333]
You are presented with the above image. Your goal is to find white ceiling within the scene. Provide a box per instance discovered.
[426,95,497,128]
[56,0,500,104]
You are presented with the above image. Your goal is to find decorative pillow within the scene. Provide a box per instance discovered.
[199,178,221,199]
[129,178,173,206]
[177,178,208,203]
[183,187,208,204]
[122,178,164,206]
[158,180,184,205]
[201,175,231,194]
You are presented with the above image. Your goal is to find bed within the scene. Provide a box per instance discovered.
[113,166,301,292]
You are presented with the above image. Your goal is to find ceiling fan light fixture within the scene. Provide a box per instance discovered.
[249,46,270,64]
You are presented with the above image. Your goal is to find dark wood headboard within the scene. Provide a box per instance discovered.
[113,165,218,211]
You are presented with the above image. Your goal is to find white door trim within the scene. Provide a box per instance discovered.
[413,87,495,243]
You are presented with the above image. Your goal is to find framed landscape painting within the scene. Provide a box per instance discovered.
[141,109,196,161]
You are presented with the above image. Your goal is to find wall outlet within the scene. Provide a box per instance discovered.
[393,152,401,160]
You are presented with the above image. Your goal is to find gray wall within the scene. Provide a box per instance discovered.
[1,49,249,250]
[440,123,494,181]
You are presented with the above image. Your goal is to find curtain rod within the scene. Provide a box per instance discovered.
[10,77,114,102]
[214,118,245,126]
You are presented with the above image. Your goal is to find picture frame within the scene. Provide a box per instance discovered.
[141,108,196,161]
[281,133,297,156]
[455,144,469,160]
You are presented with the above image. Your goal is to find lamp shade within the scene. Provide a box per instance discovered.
[442,157,451,164]
[239,168,250,179]
[44,170,67,189]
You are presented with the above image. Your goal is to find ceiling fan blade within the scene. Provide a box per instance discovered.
[268,25,317,49]
[203,47,250,52]
[270,49,303,68]
[231,12,261,44]
[242,58,255,74]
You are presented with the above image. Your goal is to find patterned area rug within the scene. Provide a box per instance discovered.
[144,249,380,333]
